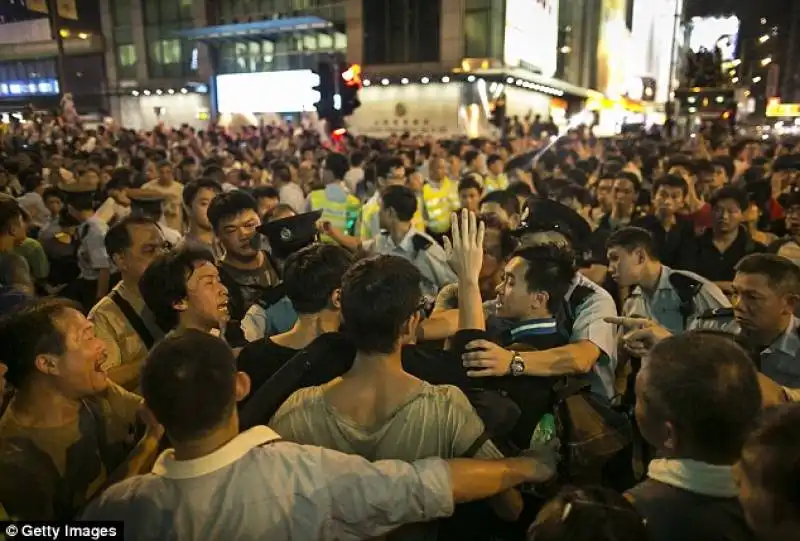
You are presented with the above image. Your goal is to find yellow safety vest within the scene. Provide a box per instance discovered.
[484,173,509,193]
[422,178,459,234]
[360,196,425,240]
[310,189,361,242]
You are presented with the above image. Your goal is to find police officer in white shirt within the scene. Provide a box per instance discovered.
[359,184,456,297]
[607,226,734,335]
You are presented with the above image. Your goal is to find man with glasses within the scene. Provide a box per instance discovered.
[89,216,168,390]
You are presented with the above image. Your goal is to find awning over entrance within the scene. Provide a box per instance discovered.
[174,16,333,42]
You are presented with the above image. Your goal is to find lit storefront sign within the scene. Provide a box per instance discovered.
[767,99,800,118]
[0,79,60,98]
[215,70,321,114]
[504,0,559,77]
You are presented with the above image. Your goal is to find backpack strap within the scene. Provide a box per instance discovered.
[668,272,703,329]
[109,290,156,350]
[557,283,593,338]
[462,431,491,458]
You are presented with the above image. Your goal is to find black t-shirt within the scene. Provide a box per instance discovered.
[694,227,766,282]
[237,337,300,408]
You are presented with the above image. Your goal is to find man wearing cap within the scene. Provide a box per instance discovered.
[459,199,619,400]
[127,189,183,248]
[60,184,115,311]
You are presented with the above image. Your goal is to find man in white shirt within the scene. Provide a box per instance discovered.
[81,331,556,539]
[142,161,184,232]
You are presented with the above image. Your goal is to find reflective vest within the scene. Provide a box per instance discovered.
[484,173,509,193]
[310,189,361,242]
[422,178,459,234]
[360,195,425,240]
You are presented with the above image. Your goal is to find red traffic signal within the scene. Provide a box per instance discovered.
[341,64,362,89]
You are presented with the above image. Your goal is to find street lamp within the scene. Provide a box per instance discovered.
[759,34,770,44]
[761,57,773,66]
[753,76,762,83]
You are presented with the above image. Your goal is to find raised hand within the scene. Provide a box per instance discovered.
[443,209,485,284]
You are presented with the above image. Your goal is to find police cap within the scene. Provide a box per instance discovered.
[258,209,322,258]
[59,183,97,210]
[128,189,165,218]
[779,187,800,209]
[513,197,591,243]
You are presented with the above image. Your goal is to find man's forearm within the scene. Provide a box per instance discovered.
[458,278,485,332]
[521,341,600,376]
[447,457,553,503]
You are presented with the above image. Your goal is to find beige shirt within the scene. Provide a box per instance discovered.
[89,281,164,375]
[141,180,184,232]
[271,382,501,461]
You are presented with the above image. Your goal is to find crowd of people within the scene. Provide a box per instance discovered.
[0,117,799,541]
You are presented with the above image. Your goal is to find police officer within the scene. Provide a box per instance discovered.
[611,253,800,390]
[57,184,114,312]
[239,210,323,342]
[606,226,733,335]
[357,184,456,298]
[307,153,361,243]
[461,198,619,400]
[128,189,183,248]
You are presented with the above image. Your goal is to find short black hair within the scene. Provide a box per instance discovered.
[507,181,533,199]
[0,197,24,234]
[350,152,365,167]
[481,189,521,217]
[0,298,80,388]
[644,332,762,463]
[652,174,688,197]
[711,157,735,180]
[105,215,159,259]
[325,152,350,180]
[142,330,237,443]
[741,404,800,518]
[42,186,64,203]
[283,244,354,314]
[207,190,259,232]
[528,486,647,541]
[606,227,658,260]
[139,246,216,331]
[182,177,222,207]
[380,185,418,222]
[511,244,576,313]
[463,149,480,166]
[376,156,404,180]
[615,171,641,193]
[458,175,483,194]
[710,185,748,211]
[487,154,502,167]
[341,254,421,354]
[251,185,279,202]
[735,253,800,297]
[269,162,292,184]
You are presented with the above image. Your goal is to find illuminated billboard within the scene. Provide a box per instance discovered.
[689,16,740,60]
[504,0,559,77]
[215,70,321,114]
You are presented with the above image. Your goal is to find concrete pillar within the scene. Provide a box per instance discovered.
[192,0,214,80]
[344,0,363,65]
[131,0,149,81]
[98,0,117,84]
[440,0,465,69]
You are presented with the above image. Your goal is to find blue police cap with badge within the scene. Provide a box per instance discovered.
[258,210,322,259]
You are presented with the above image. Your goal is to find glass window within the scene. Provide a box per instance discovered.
[118,44,137,66]
[318,33,333,50]
[150,39,182,65]
[111,0,132,26]
[465,9,489,57]
[333,32,346,50]
[303,35,317,51]
[363,0,439,64]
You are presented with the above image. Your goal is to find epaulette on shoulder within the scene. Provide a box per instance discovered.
[411,234,433,252]
[696,307,735,320]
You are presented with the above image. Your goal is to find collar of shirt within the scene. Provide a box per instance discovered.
[151,426,282,480]
[381,227,418,252]
[632,265,676,297]
[763,315,800,358]
[508,318,559,341]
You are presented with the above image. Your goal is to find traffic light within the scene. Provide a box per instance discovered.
[313,62,336,120]
[338,63,362,116]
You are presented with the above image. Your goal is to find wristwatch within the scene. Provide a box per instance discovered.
[509,351,525,377]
